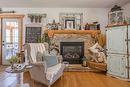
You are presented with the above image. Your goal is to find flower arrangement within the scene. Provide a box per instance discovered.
[8,56,20,69]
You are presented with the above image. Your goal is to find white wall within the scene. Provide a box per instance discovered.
[2,8,108,44]
[123,2,130,18]
[3,8,108,29]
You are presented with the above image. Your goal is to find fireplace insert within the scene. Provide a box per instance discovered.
[60,42,84,64]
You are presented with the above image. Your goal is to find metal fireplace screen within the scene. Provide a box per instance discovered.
[60,42,84,64]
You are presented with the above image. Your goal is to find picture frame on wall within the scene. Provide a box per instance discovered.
[65,19,75,29]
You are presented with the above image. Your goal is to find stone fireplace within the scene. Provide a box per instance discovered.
[60,42,84,64]
[46,30,100,64]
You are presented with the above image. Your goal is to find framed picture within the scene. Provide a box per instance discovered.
[65,19,75,29]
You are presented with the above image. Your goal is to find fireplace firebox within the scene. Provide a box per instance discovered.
[60,42,84,64]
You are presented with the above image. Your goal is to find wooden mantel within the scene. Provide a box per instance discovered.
[46,30,101,38]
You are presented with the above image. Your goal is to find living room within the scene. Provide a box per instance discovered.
[0,0,130,87]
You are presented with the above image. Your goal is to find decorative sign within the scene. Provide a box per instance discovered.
[25,27,42,43]
[28,13,47,23]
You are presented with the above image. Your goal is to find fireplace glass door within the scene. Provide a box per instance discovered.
[60,42,84,64]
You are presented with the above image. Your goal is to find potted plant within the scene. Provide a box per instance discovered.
[8,56,20,70]
[38,33,51,44]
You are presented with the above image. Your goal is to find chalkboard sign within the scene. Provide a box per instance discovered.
[25,27,42,43]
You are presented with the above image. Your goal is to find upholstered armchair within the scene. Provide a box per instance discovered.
[24,43,65,87]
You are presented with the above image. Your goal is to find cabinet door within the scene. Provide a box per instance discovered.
[128,25,130,79]
[106,26,127,54]
[128,25,130,52]
[107,54,128,78]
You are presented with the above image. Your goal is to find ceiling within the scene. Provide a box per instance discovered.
[0,0,129,8]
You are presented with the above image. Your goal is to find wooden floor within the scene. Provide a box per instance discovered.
[0,66,130,87]
[23,71,130,87]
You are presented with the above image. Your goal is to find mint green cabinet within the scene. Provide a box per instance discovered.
[107,54,128,78]
[106,25,130,79]
[106,26,127,54]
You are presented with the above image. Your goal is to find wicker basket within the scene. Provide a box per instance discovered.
[88,61,107,71]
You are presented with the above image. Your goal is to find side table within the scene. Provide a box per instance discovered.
[5,64,32,87]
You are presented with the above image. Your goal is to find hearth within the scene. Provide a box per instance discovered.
[60,42,84,64]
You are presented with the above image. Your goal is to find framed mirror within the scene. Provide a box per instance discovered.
[59,13,83,30]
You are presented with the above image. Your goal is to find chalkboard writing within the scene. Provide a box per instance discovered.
[25,27,42,43]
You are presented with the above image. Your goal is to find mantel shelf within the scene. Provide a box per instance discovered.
[46,30,101,38]
[106,24,130,28]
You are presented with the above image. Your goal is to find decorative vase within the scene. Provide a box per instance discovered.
[11,63,15,70]
[82,56,88,67]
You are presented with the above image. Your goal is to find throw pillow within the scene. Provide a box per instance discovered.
[88,43,102,62]
[36,51,43,62]
[88,43,99,53]
[50,48,59,56]
[43,56,58,67]
[88,43,106,63]
[43,50,51,56]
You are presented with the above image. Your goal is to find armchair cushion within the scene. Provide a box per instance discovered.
[30,61,47,73]
[46,63,62,83]
[43,56,58,67]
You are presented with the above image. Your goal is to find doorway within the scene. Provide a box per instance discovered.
[0,14,24,65]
